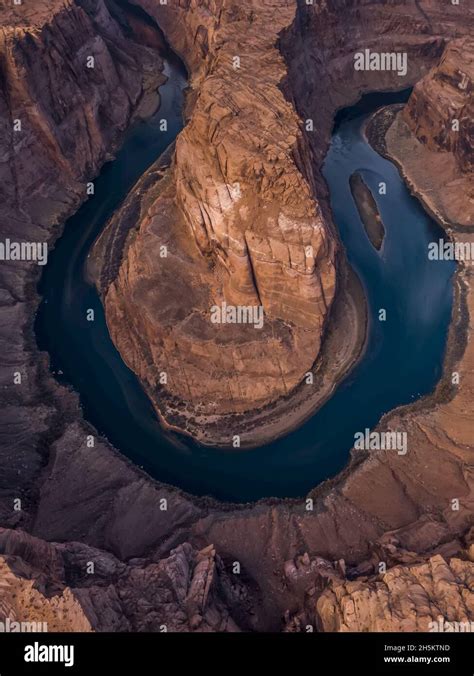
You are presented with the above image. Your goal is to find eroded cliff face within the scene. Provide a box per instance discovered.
[0,0,473,635]
[315,554,474,632]
[1,526,473,633]
[0,528,253,632]
[103,0,474,444]
[0,555,92,632]
[0,0,164,525]
[104,0,337,438]
[403,38,473,175]
[386,36,474,226]
[0,0,163,226]
[279,0,472,183]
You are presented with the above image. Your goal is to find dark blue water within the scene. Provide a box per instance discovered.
[36,79,455,503]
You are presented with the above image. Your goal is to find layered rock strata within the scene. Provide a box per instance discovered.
[102,0,338,445]
[102,0,474,444]
[0,0,164,525]
[386,37,474,226]
[0,528,248,631]
[1,526,473,633]
[0,0,472,633]
[284,536,474,632]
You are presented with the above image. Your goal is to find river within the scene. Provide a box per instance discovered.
[35,65,455,503]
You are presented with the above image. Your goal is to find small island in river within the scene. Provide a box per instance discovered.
[350,172,386,251]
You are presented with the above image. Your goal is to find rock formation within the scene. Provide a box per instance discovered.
[1,526,473,633]
[0,0,163,525]
[0,0,163,226]
[404,38,473,174]
[0,0,473,634]
[100,0,474,445]
[283,537,474,632]
[316,553,474,633]
[0,528,249,631]
[386,36,474,226]
[102,0,338,446]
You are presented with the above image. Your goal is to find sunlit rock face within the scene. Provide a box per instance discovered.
[315,554,474,633]
[104,0,337,433]
[105,0,472,442]
[390,37,474,226]
[403,37,474,174]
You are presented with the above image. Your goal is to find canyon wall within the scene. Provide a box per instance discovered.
[386,36,474,225]
[0,0,472,633]
[0,0,162,226]
[0,0,163,525]
[403,38,473,175]
[279,0,470,171]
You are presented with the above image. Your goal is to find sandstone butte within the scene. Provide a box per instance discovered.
[0,0,472,632]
